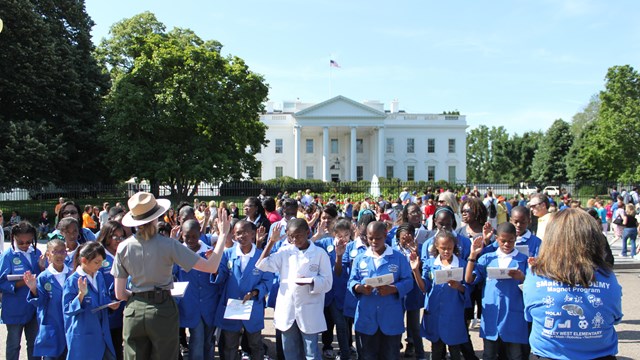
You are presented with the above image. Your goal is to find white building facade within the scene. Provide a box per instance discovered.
[256,95,467,183]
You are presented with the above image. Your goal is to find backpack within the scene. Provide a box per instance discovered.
[488,200,497,218]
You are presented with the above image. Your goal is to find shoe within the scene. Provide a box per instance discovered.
[323,349,335,359]
[350,346,358,359]
[403,343,415,357]
[241,352,250,360]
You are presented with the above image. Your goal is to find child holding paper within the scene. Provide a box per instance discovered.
[213,220,273,360]
[411,230,468,360]
[256,218,332,360]
[465,222,528,360]
[349,221,413,360]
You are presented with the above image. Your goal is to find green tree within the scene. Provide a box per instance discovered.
[0,0,108,188]
[531,119,573,184]
[570,94,600,138]
[568,65,640,181]
[97,13,269,199]
[510,131,543,183]
[486,126,512,183]
[466,125,491,182]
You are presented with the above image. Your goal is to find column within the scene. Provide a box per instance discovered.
[294,125,301,179]
[377,126,385,177]
[350,126,357,181]
[322,126,329,182]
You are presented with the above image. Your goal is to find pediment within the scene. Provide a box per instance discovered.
[295,95,386,119]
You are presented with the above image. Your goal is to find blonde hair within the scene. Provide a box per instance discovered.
[136,220,158,241]
[586,198,596,208]
[438,191,459,214]
[532,208,612,287]
[625,204,636,216]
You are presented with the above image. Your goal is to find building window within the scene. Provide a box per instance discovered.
[386,166,394,179]
[356,139,363,153]
[275,166,283,178]
[427,138,435,153]
[448,166,456,183]
[356,166,364,181]
[407,165,415,181]
[448,139,455,153]
[386,138,394,153]
[331,139,339,154]
[306,139,313,153]
[275,138,283,154]
[427,166,435,181]
[407,138,415,154]
[306,166,314,179]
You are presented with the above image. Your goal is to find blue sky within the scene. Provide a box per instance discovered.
[85,0,640,135]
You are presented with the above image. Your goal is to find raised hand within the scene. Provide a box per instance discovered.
[217,209,231,236]
[77,277,88,297]
[23,271,37,293]
[256,226,267,248]
[335,238,347,257]
[409,251,421,271]
[270,222,284,244]
[482,222,493,241]
[38,254,47,271]
[170,225,181,240]
[471,236,484,258]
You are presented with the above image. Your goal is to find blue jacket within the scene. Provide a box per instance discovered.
[27,267,69,357]
[348,246,413,336]
[342,239,368,318]
[420,257,470,345]
[523,270,622,360]
[0,247,43,324]
[316,237,349,311]
[422,232,471,264]
[63,270,116,360]
[482,231,542,258]
[391,243,425,311]
[472,251,529,344]
[98,252,124,329]
[213,246,272,333]
[175,248,221,328]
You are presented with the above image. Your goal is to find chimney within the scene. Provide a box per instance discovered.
[390,99,399,113]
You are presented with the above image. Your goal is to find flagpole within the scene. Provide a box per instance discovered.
[329,60,333,98]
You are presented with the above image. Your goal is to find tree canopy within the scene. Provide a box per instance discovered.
[97,12,269,199]
[0,0,108,189]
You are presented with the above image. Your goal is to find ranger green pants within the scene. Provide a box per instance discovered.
[123,295,179,360]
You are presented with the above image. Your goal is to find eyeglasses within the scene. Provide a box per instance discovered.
[62,210,78,216]
[437,200,446,204]
[529,203,541,208]
[111,236,126,241]
[461,209,471,213]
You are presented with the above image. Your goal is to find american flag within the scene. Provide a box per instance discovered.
[330,60,341,68]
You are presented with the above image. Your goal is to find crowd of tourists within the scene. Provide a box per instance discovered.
[0,185,626,360]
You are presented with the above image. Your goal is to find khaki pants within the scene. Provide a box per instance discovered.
[123,295,179,360]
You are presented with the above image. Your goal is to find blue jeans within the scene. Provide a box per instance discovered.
[622,227,637,256]
[322,303,350,358]
[281,321,320,360]
[188,317,215,360]
[6,316,38,360]
[358,329,401,360]
[406,309,425,358]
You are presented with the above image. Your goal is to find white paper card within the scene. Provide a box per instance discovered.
[515,245,529,257]
[7,274,23,281]
[364,273,394,287]
[171,282,189,297]
[294,277,313,284]
[91,300,123,313]
[434,267,463,285]
[223,298,253,320]
[487,267,518,280]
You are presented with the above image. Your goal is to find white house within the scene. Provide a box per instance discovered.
[256,95,467,182]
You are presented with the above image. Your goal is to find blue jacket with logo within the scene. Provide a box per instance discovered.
[212,246,272,333]
[27,268,69,357]
[175,248,221,329]
[342,239,368,318]
[348,246,413,336]
[63,270,116,360]
[316,237,349,311]
[0,247,43,324]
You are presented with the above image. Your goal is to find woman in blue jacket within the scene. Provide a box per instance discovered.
[0,221,45,360]
[63,242,118,360]
[213,220,273,360]
[25,238,70,360]
[524,209,622,360]
[348,221,413,360]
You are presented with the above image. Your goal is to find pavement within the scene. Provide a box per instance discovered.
[2,234,640,359]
